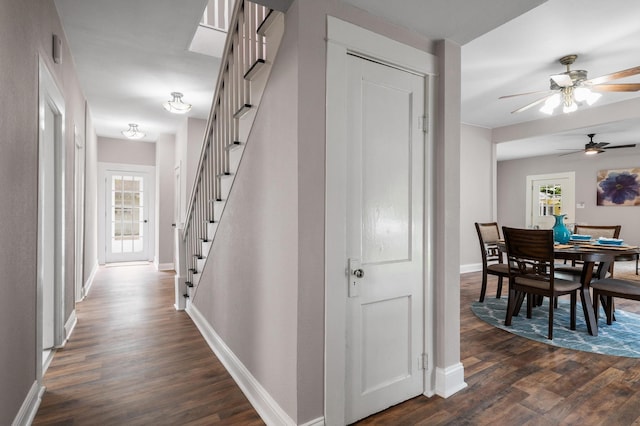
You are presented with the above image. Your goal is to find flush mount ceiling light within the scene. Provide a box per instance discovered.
[121,123,145,140]
[162,92,192,114]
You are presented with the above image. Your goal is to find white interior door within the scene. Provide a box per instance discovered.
[526,172,576,230]
[105,171,149,262]
[42,101,56,351]
[345,54,425,423]
[38,59,66,373]
[74,129,85,301]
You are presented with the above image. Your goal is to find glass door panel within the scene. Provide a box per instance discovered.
[106,173,148,262]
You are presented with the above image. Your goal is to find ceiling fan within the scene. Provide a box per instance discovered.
[500,55,640,114]
[558,134,637,156]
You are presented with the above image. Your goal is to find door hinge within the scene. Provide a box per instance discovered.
[419,115,428,133]
[418,353,428,370]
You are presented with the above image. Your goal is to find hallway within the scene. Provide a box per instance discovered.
[33,264,263,425]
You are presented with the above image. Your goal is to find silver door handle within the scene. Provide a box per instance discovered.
[353,269,364,278]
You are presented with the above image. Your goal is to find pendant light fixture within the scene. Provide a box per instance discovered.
[162,92,192,114]
[121,123,145,139]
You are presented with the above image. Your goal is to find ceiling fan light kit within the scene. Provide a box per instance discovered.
[501,54,640,116]
[558,133,637,157]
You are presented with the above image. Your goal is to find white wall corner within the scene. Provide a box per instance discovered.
[460,263,482,274]
[12,381,45,426]
[435,362,467,398]
[186,304,297,425]
[62,309,78,347]
[300,417,325,426]
[83,260,99,297]
[155,262,175,271]
[174,275,187,311]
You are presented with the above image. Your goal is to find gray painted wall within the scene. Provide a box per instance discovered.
[175,117,206,224]
[155,134,176,267]
[97,136,156,165]
[84,112,99,284]
[460,124,496,269]
[0,0,91,422]
[498,149,640,246]
[193,0,464,423]
[194,4,300,418]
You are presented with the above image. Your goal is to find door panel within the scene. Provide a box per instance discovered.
[346,54,425,423]
[527,173,576,230]
[42,102,56,350]
[105,172,149,262]
[361,78,411,264]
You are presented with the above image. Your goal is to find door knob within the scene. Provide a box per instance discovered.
[353,269,364,278]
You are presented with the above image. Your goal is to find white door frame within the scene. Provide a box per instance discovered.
[74,126,86,301]
[325,17,436,425]
[97,163,156,264]
[525,171,576,229]
[37,57,66,380]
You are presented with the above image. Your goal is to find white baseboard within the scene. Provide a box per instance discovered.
[83,260,99,297]
[61,309,78,347]
[460,263,482,274]
[155,262,175,271]
[186,304,297,426]
[12,380,45,426]
[435,362,467,398]
[174,275,187,311]
[300,417,325,426]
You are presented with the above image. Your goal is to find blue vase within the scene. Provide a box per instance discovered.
[552,214,571,244]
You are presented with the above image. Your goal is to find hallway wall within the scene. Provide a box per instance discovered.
[191,0,459,423]
[0,0,93,423]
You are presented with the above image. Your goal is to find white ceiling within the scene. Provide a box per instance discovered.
[54,0,218,141]
[55,0,640,161]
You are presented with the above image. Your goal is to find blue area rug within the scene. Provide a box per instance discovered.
[471,297,640,357]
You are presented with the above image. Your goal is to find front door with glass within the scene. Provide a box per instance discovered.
[526,172,576,230]
[105,172,149,262]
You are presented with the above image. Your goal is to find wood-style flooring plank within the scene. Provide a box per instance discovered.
[33,264,263,426]
[34,262,640,425]
[356,263,640,425]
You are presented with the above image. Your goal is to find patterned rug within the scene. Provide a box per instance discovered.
[471,296,640,357]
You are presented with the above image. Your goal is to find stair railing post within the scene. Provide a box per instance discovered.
[174,223,188,310]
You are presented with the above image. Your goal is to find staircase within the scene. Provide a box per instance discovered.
[175,0,284,309]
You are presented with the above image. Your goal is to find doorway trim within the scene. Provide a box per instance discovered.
[36,57,66,382]
[74,126,86,302]
[525,171,576,229]
[97,162,156,264]
[325,16,436,425]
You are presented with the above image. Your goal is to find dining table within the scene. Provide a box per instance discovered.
[498,239,640,337]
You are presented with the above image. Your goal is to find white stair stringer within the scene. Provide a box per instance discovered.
[185,8,285,303]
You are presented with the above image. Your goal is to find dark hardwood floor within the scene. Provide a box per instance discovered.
[33,264,264,425]
[356,261,640,425]
[34,262,640,425]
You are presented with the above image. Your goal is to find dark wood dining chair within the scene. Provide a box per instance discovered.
[555,224,622,279]
[592,278,640,325]
[502,227,582,340]
[475,222,510,302]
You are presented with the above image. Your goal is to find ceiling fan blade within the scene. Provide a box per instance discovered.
[591,83,640,92]
[558,150,584,157]
[604,144,637,150]
[550,74,573,87]
[499,90,552,99]
[510,94,555,114]
[585,65,640,85]
[594,142,610,149]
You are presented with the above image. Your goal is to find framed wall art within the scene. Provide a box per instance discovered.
[597,168,640,206]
